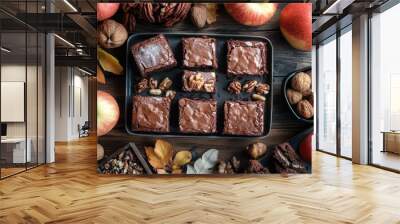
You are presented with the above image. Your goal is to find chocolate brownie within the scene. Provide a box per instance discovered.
[132,96,170,132]
[272,143,307,173]
[131,34,177,76]
[182,37,217,69]
[223,100,264,136]
[182,70,216,93]
[227,40,267,76]
[179,98,217,133]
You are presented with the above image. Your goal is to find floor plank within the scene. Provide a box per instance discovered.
[0,136,399,224]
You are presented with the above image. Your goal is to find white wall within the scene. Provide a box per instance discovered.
[54,66,89,141]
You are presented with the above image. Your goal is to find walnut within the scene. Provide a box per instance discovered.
[149,77,158,89]
[291,72,311,93]
[159,77,173,91]
[204,79,215,93]
[188,74,204,90]
[286,89,303,105]
[136,78,148,93]
[243,80,258,93]
[296,100,314,119]
[255,83,270,95]
[227,80,241,94]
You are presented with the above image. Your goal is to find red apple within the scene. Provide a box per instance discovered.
[97,3,120,21]
[224,3,278,26]
[299,133,313,163]
[97,90,119,136]
[280,3,312,51]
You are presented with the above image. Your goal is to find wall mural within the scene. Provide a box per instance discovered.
[97,3,313,176]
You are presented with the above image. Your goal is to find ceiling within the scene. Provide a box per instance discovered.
[0,0,96,72]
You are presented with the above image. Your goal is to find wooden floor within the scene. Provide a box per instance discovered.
[0,136,400,224]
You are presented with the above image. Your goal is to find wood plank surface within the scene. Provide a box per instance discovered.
[1,136,400,223]
[98,4,312,156]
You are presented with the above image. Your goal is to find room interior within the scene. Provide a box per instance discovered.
[0,0,399,222]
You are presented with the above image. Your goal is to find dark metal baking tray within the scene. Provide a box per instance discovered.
[282,66,313,124]
[125,32,273,140]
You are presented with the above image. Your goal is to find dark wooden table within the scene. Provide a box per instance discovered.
[98,4,312,158]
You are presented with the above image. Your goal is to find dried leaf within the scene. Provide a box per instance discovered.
[145,146,164,169]
[186,165,196,174]
[97,47,123,75]
[154,139,174,166]
[97,65,106,84]
[187,149,219,174]
[173,151,192,169]
[206,4,217,25]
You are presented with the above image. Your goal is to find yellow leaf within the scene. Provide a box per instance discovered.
[206,4,218,25]
[154,139,173,166]
[97,65,106,84]
[173,150,192,169]
[145,147,164,169]
[98,47,123,75]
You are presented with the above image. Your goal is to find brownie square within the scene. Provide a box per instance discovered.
[182,70,216,93]
[223,100,264,136]
[182,37,217,69]
[227,40,267,76]
[131,34,177,76]
[179,98,217,133]
[132,96,171,132]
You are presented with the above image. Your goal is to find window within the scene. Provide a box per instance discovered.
[370,3,400,171]
[317,36,337,154]
[339,28,352,158]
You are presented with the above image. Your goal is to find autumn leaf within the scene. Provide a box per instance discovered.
[145,146,164,169]
[97,65,106,84]
[206,4,218,25]
[97,47,123,75]
[173,150,192,170]
[154,139,173,166]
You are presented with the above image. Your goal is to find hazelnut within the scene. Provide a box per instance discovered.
[255,83,270,95]
[136,78,148,93]
[286,89,303,105]
[149,77,158,89]
[228,80,241,94]
[296,100,314,119]
[159,77,173,91]
[243,80,258,93]
[247,143,267,159]
[291,72,311,93]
